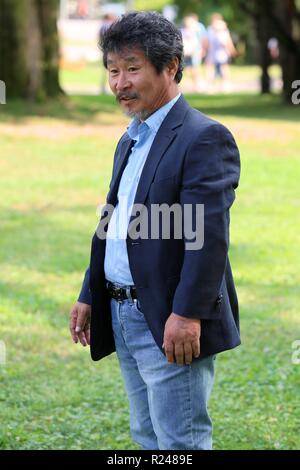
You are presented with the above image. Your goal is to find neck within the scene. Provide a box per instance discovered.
[139,86,180,122]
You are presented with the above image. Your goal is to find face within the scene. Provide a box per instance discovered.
[107,48,179,120]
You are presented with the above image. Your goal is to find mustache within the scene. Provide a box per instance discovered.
[117,92,139,102]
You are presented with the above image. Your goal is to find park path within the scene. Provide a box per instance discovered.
[63,77,282,96]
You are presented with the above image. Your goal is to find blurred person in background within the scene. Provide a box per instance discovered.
[75,0,89,19]
[206,13,237,92]
[268,37,280,60]
[190,13,208,91]
[181,15,206,92]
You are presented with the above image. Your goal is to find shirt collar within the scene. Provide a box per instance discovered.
[127,93,181,140]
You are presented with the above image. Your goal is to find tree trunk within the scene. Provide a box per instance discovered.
[274,0,300,102]
[256,15,272,94]
[0,0,29,98]
[0,0,63,100]
[36,0,63,98]
[25,0,44,99]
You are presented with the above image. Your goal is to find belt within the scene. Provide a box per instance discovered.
[107,281,137,302]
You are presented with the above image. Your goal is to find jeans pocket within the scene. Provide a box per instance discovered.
[135,299,144,315]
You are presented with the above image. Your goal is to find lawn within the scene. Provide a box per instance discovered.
[0,92,299,450]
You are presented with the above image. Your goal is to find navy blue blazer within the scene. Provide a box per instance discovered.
[78,95,241,361]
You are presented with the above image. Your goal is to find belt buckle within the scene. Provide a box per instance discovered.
[115,287,123,303]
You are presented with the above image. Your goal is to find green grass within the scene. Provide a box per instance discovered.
[60,61,105,88]
[0,93,300,450]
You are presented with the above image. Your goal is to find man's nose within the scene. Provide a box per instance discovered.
[115,72,131,91]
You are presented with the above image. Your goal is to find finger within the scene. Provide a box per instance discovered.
[70,323,78,343]
[78,330,87,347]
[75,309,87,335]
[69,308,78,343]
[71,330,78,344]
[174,342,184,365]
[84,326,91,345]
[191,338,200,358]
[183,342,193,365]
[164,341,175,363]
[70,326,78,343]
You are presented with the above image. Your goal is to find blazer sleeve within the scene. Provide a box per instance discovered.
[77,267,92,305]
[172,123,240,319]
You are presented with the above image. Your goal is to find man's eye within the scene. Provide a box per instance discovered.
[109,70,118,75]
[128,67,138,72]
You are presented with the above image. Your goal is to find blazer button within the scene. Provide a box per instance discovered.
[216,294,223,305]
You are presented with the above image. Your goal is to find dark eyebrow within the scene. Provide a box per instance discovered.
[123,56,140,63]
[107,56,141,66]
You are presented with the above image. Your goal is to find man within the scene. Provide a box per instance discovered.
[69,11,241,450]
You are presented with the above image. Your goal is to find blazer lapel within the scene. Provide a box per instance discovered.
[107,95,190,208]
[133,95,190,207]
[132,131,176,207]
[107,137,134,205]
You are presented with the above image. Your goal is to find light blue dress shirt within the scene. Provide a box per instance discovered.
[104,93,181,285]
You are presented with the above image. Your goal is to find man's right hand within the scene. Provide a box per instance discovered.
[69,302,91,347]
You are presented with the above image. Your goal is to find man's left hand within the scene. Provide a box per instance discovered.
[163,313,201,365]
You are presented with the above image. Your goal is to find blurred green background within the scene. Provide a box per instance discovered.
[0,0,300,450]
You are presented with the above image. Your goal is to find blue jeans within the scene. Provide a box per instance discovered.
[110,297,216,450]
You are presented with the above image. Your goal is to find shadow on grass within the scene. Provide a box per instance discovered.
[186,93,300,122]
[1,93,299,123]
[0,94,120,124]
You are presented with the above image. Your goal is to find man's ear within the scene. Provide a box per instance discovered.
[168,57,179,81]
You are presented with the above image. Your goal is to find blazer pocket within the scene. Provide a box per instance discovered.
[149,176,177,204]
[151,174,177,185]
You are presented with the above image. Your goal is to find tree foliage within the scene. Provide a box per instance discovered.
[134,0,172,11]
